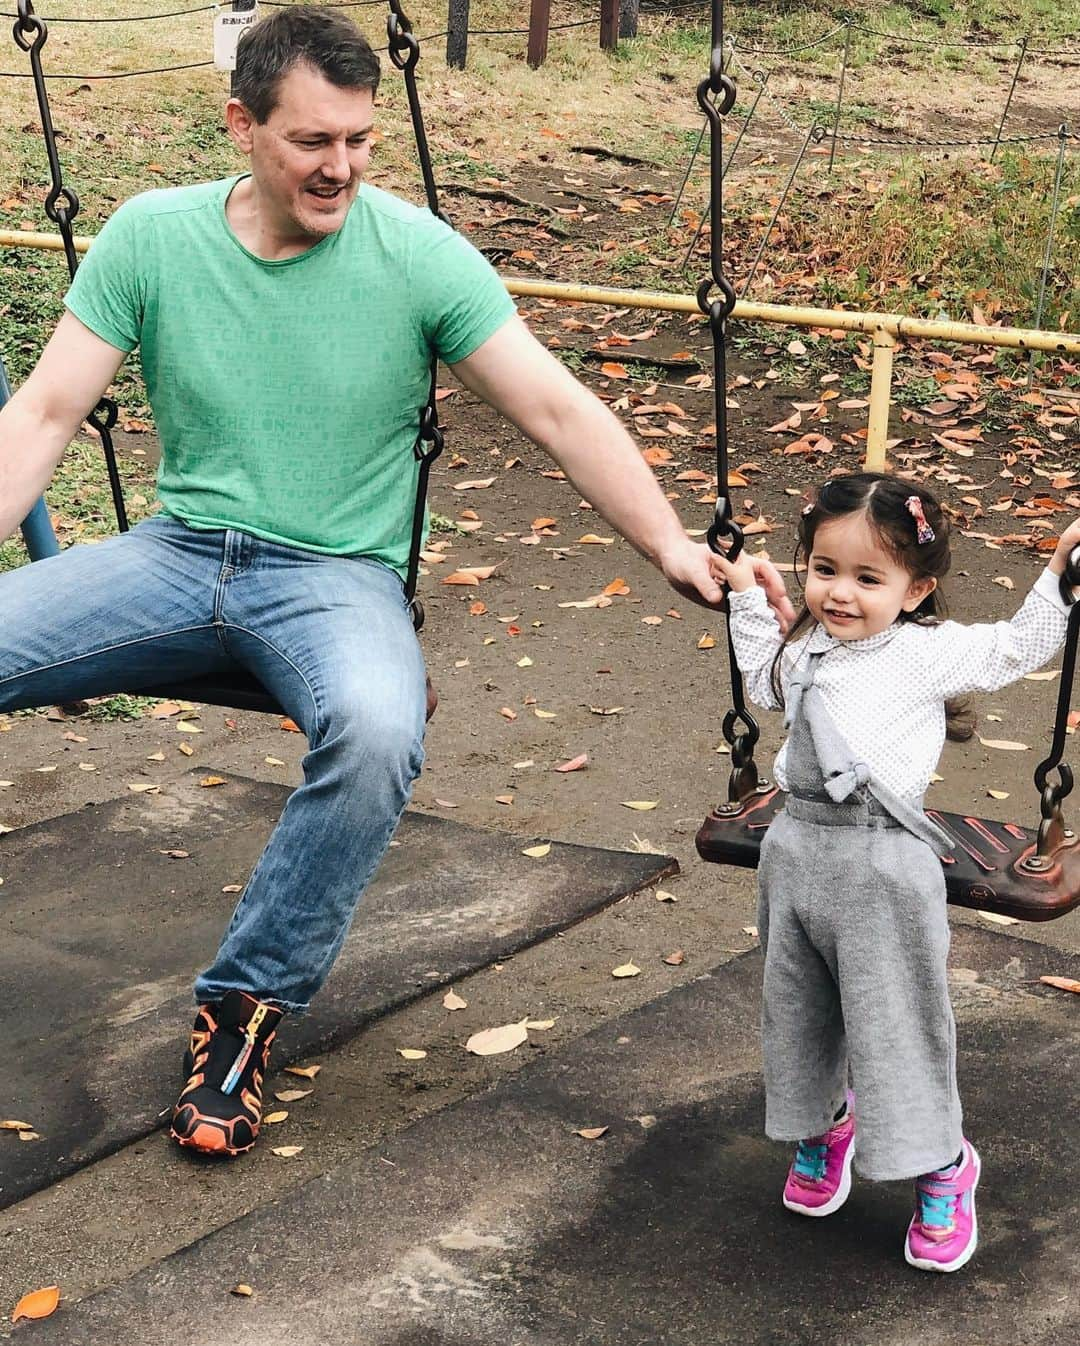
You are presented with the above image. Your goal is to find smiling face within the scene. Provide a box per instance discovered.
[804,510,937,641]
[226,61,374,252]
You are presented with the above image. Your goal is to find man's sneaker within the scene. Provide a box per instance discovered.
[905,1139,980,1273]
[170,990,283,1157]
[782,1092,856,1217]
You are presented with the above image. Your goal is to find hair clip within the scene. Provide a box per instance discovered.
[906,495,935,544]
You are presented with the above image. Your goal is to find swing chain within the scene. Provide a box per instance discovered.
[696,1,763,801]
[386,0,419,73]
[385,2,448,630]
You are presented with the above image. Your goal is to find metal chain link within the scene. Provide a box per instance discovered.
[696,1,762,795]
[11,0,126,527]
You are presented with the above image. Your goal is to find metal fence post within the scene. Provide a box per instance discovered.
[600,0,619,51]
[992,34,1027,161]
[446,0,470,69]
[1027,122,1071,388]
[741,125,826,298]
[527,0,550,69]
[828,20,853,174]
[619,0,639,40]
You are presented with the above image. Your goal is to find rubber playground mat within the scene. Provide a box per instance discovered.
[0,768,675,1211]
[24,925,1079,1346]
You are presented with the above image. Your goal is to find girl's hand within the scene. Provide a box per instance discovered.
[1049,519,1080,581]
[711,549,796,635]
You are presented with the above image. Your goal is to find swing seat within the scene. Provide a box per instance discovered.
[696,787,1080,922]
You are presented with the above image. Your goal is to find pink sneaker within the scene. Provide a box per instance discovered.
[782,1093,856,1217]
[905,1139,980,1273]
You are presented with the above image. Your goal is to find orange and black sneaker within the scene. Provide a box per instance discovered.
[170,990,283,1157]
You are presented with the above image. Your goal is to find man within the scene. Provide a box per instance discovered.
[0,7,791,1157]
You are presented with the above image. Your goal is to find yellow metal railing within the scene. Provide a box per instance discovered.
[3,229,1078,473]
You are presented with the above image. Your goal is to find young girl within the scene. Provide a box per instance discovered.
[713,471,1080,1274]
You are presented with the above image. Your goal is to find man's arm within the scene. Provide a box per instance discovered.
[451,316,725,607]
[0,311,128,542]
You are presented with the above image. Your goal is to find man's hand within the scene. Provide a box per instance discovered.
[659,536,726,609]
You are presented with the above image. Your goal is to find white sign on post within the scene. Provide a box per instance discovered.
[213,5,259,73]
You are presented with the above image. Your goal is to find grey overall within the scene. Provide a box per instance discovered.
[757,650,964,1181]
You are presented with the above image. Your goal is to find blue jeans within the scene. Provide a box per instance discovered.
[0,514,427,1011]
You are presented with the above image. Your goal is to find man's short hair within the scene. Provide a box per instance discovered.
[233,5,381,123]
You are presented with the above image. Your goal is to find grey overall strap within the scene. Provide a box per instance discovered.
[794,651,953,853]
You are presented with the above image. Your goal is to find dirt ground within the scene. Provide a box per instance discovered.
[1,149,1079,1307]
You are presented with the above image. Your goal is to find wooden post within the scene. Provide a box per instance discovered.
[527,0,550,69]
[619,0,639,40]
[446,0,470,69]
[600,0,619,51]
[866,327,897,471]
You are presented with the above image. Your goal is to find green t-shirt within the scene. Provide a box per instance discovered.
[64,176,515,575]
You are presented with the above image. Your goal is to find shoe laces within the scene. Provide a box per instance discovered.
[915,1168,962,1232]
[792,1139,829,1182]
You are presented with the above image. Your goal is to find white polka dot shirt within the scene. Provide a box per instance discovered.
[727,568,1070,803]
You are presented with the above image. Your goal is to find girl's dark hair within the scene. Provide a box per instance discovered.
[771,471,975,742]
[233,6,381,124]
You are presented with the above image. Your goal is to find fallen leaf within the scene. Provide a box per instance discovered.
[397,1048,427,1060]
[222,883,243,893]
[554,753,588,773]
[663,950,686,965]
[199,775,228,787]
[469,601,487,616]
[655,889,677,902]
[977,736,1029,751]
[0,1120,33,1131]
[578,534,614,545]
[612,962,641,978]
[522,843,551,858]
[600,362,628,379]
[621,801,658,811]
[263,1110,289,1124]
[466,1021,529,1055]
[442,570,481,586]
[11,1286,60,1323]
[159,849,190,859]
[977,910,1020,925]
[274,1088,312,1102]
[284,1064,321,1079]
[533,708,557,719]
[993,576,1014,590]
[175,720,202,734]
[1040,975,1080,994]
[575,1126,609,1140]
[525,1019,556,1030]
[517,655,533,668]
[264,755,286,767]
[443,990,468,1011]
[127,782,160,793]
[78,762,97,772]
[178,742,195,757]
[280,717,302,733]
[1023,670,1058,681]
[146,751,165,762]
[987,789,1010,800]
[230,1284,255,1297]
[270,1145,304,1157]
[697,633,716,650]
[452,477,496,491]
[742,925,759,938]
[499,707,518,721]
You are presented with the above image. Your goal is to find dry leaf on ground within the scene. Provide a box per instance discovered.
[398,1048,427,1060]
[1040,975,1080,994]
[977,736,1029,751]
[612,962,641,978]
[466,1021,529,1056]
[443,990,467,1011]
[522,843,551,858]
[11,1286,60,1323]
[575,1126,609,1140]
